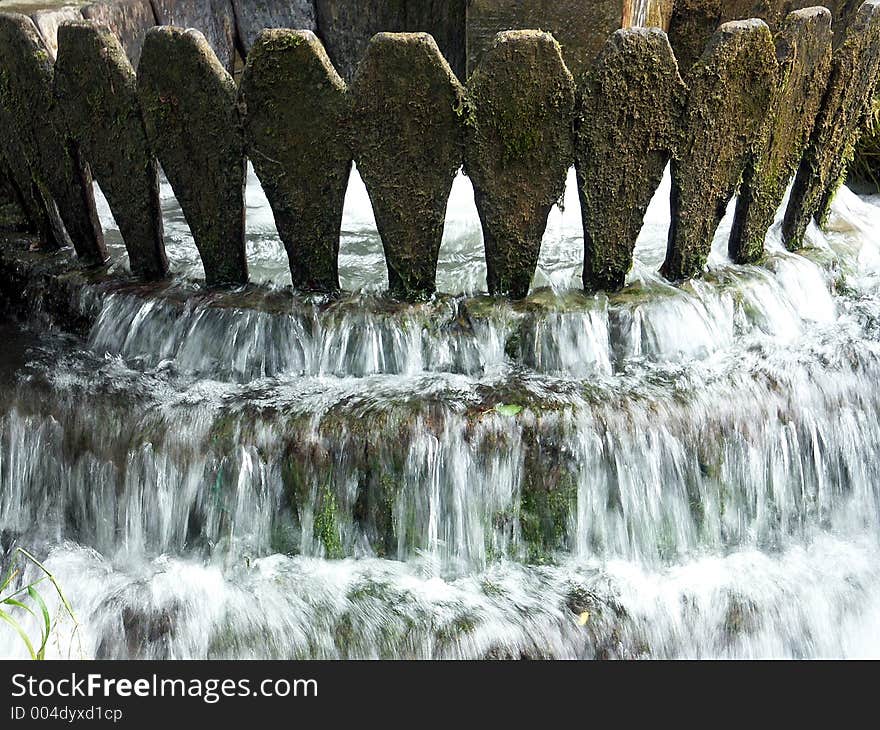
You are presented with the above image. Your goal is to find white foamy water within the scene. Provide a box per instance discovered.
[5,164,880,658]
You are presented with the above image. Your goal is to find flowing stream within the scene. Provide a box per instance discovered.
[2,164,880,659]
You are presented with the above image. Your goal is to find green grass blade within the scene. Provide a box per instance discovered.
[27,586,51,660]
[1,598,35,617]
[0,607,36,660]
[16,549,76,623]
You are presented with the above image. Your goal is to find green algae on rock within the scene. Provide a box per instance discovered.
[56,21,168,280]
[465,30,575,300]
[138,26,247,287]
[663,19,778,282]
[238,29,351,293]
[728,7,833,264]
[575,27,685,292]
[782,0,880,250]
[350,32,466,300]
[81,0,158,68]
[0,12,107,266]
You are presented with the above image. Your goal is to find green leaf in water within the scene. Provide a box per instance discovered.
[494,403,523,417]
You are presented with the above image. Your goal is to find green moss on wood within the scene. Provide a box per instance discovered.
[576,28,685,292]
[663,20,778,281]
[350,32,466,301]
[465,30,575,300]
[56,21,168,280]
[782,0,880,249]
[238,29,350,293]
[138,26,247,287]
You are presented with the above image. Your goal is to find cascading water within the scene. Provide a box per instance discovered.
[3,161,880,659]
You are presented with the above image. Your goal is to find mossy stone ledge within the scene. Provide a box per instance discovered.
[82,0,159,69]
[663,19,778,282]
[238,29,351,293]
[0,12,107,266]
[149,0,237,73]
[465,30,575,300]
[56,21,168,280]
[231,0,316,56]
[138,25,247,287]
[575,28,685,292]
[782,0,880,249]
[350,32,466,300]
[729,7,833,263]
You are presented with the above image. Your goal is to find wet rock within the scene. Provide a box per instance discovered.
[232,0,315,55]
[314,0,467,81]
[82,0,159,68]
[238,30,350,292]
[30,6,84,59]
[782,0,880,248]
[575,28,685,292]
[465,30,575,299]
[729,8,832,263]
[0,12,107,266]
[467,0,624,79]
[149,0,236,72]
[665,0,720,71]
[350,32,465,300]
[56,22,168,280]
[138,26,247,286]
[663,20,778,282]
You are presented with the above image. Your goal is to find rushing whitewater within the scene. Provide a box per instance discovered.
[2,163,880,659]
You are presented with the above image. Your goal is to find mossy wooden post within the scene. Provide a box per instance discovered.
[82,0,159,69]
[465,30,575,299]
[150,0,237,73]
[575,28,685,292]
[238,29,350,292]
[232,0,316,55]
[350,32,465,300]
[728,8,833,263]
[782,0,880,249]
[56,22,168,280]
[662,20,777,282]
[0,13,107,267]
[138,26,248,287]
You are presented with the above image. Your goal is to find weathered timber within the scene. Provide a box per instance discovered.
[575,27,685,291]
[239,29,350,292]
[0,12,107,265]
[729,7,833,263]
[350,32,465,300]
[314,0,467,81]
[149,0,236,72]
[56,21,168,279]
[465,30,575,299]
[231,0,316,55]
[138,25,247,286]
[82,0,159,68]
[663,19,778,281]
[782,0,880,248]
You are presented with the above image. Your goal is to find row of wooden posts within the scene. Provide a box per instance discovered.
[1,3,879,300]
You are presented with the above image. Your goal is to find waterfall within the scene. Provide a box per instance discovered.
[3,163,880,659]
